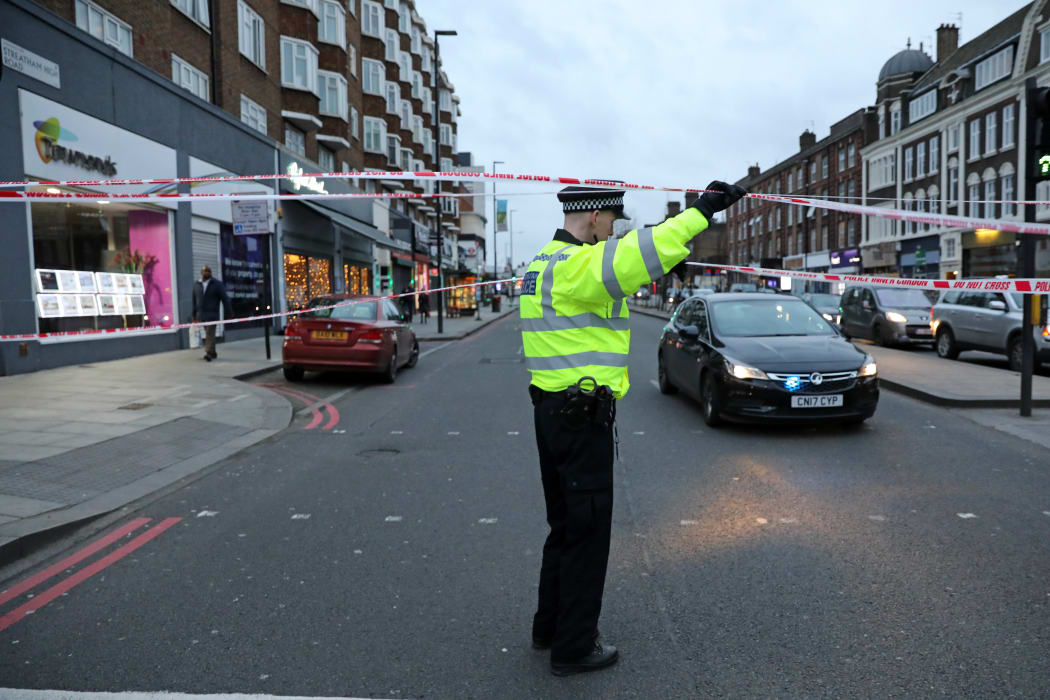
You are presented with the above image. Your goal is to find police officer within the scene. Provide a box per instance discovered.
[520,181,746,676]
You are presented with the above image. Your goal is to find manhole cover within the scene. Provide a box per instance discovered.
[118,402,151,411]
[359,449,400,457]
[479,357,524,364]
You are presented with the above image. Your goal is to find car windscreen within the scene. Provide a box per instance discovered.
[808,294,840,307]
[303,298,377,320]
[710,299,836,337]
[1010,293,1023,307]
[874,288,932,307]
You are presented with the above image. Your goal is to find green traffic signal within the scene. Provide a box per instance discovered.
[1040,155,1050,177]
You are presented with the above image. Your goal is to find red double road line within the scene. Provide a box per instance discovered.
[0,517,181,632]
[264,384,340,430]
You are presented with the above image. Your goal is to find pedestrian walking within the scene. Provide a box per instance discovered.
[520,181,745,676]
[191,265,233,361]
[418,291,430,324]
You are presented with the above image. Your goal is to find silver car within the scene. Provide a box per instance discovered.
[839,285,934,346]
[931,290,1050,371]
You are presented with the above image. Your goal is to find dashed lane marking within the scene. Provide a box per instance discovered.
[390,430,403,435]
[196,511,219,518]
[957,513,978,519]
[680,519,698,525]
[384,516,403,522]
[448,431,460,435]
[507,431,519,435]
[868,515,887,522]
[633,431,645,435]
[0,692,398,700]
[291,514,311,520]
[478,518,498,524]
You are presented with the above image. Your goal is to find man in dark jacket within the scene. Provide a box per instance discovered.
[192,266,233,361]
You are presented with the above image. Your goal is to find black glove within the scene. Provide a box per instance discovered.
[670,259,689,280]
[692,181,747,221]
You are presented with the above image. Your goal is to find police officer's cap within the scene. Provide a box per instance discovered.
[558,185,628,220]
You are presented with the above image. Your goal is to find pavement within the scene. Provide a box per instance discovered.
[626,299,1050,408]
[0,299,519,564]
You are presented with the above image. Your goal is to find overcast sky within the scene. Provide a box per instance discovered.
[421,0,1030,272]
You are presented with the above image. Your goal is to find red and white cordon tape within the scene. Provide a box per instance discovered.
[686,262,1050,294]
[0,277,516,343]
[4,169,1050,237]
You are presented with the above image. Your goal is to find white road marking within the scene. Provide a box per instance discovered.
[680,519,698,525]
[755,518,768,525]
[420,342,451,359]
[507,431,519,435]
[353,549,363,554]
[0,691,398,700]
[385,516,403,522]
[633,431,645,435]
[226,394,250,402]
[1042,511,1050,517]
[478,518,498,524]
[291,514,311,520]
[868,515,887,522]
[649,379,659,389]
[779,518,798,524]
[332,429,346,434]
[390,430,403,435]
[957,513,978,519]
[196,510,219,518]
[447,431,460,435]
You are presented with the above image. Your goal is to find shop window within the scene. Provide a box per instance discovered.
[31,202,174,334]
[344,263,372,294]
[284,253,331,310]
[220,226,273,325]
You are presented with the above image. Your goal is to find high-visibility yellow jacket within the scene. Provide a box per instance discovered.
[520,207,709,399]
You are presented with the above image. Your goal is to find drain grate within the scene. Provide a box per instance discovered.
[118,402,152,411]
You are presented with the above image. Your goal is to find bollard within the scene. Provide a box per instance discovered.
[264,322,271,360]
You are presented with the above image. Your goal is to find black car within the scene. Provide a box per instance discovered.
[657,293,879,426]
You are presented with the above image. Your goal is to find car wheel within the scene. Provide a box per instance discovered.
[701,372,723,427]
[657,353,677,395]
[384,346,398,383]
[873,323,889,347]
[406,341,419,369]
[1008,335,1024,373]
[935,327,959,359]
[283,365,304,382]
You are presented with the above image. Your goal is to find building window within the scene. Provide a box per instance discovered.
[238,1,266,69]
[171,0,210,27]
[280,37,319,93]
[240,94,267,135]
[171,54,209,101]
[440,124,452,146]
[1037,181,1050,220]
[440,90,452,111]
[398,3,409,31]
[351,106,359,139]
[847,180,855,203]
[347,0,355,15]
[281,0,321,16]
[412,71,422,99]
[985,112,997,154]
[362,59,385,95]
[948,161,958,204]
[929,135,939,173]
[848,142,855,168]
[904,147,913,180]
[916,142,926,178]
[1002,104,1015,149]
[1042,27,1050,63]
[947,124,960,152]
[974,46,1014,91]
[411,27,421,54]
[318,71,348,119]
[383,0,398,8]
[890,109,901,135]
[787,172,793,191]
[399,147,412,173]
[809,160,816,181]
[847,219,856,246]
[385,81,400,115]
[412,115,424,143]
[348,44,357,77]
[284,124,305,156]
[440,157,452,172]
[74,0,133,56]
[984,179,997,219]
[361,0,384,38]
[1002,174,1015,217]
[399,99,411,130]
[318,146,335,172]
[422,45,431,72]
[838,147,845,173]
[385,29,399,61]
[968,119,980,160]
[363,117,385,153]
[386,134,401,167]
[968,181,980,218]
[821,156,828,179]
[878,112,886,140]
[908,90,936,123]
[318,0,346,48]
[944,238,956,259]
[397,51,411,83]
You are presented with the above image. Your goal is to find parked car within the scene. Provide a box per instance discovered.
[281,294,419,383]
[657,293,878,426]
[729,282,759,293]
[931,290,1050,371]
[838,285,934,346]
[801,293,842,325]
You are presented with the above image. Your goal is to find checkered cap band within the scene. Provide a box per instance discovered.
[562,196,624,212]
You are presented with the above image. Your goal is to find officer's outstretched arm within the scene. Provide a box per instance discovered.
[557,208,709,305]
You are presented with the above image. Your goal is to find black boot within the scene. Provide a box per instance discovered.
[551,639,618,676]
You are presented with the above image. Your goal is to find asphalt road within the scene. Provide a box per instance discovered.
[1,312,1049,698]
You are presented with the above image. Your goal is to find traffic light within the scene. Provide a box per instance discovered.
[1028,85,1050,180]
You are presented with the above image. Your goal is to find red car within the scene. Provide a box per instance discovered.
[281,294,419,383]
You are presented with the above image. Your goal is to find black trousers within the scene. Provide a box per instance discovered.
[531,392,614,662]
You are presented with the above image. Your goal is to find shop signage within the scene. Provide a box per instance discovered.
[287,162,328,194]
[830,248,861,268]
[784,255,805,270]
[231,200,271,235]
[862,241,896,268]
[3,39,60,89]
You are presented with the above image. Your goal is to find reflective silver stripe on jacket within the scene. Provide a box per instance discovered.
[520,314,631,332]
[601,237,627,300]
[526,351,629,371]
[539,245,576,317]
[612,299,624,316]
[636,227,665,282]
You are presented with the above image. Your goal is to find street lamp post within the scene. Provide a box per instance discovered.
[508,209,518,298]
[432,29,456,334]
[492,160,504,279]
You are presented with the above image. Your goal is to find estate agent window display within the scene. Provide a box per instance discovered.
[30,199,175,335]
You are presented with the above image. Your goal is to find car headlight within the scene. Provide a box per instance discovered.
[859,354,877,377]
[822,313,834,322]
[723,357,769,381]
[886,311,908,323]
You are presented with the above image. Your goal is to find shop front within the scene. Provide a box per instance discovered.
[962,229,1016,278]
[280,199,335,312]
[862,241,897,275]
[899,235,940,279]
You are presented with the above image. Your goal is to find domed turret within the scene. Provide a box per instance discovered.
[878,46,933,82]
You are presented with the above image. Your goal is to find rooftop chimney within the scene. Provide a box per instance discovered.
[747,164,761,178]
[684,191,699,209]
[799,130,816,151]
[937,24,958,63]
[667,201,682,218]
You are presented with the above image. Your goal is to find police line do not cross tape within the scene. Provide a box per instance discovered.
[4,169,1050,237]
